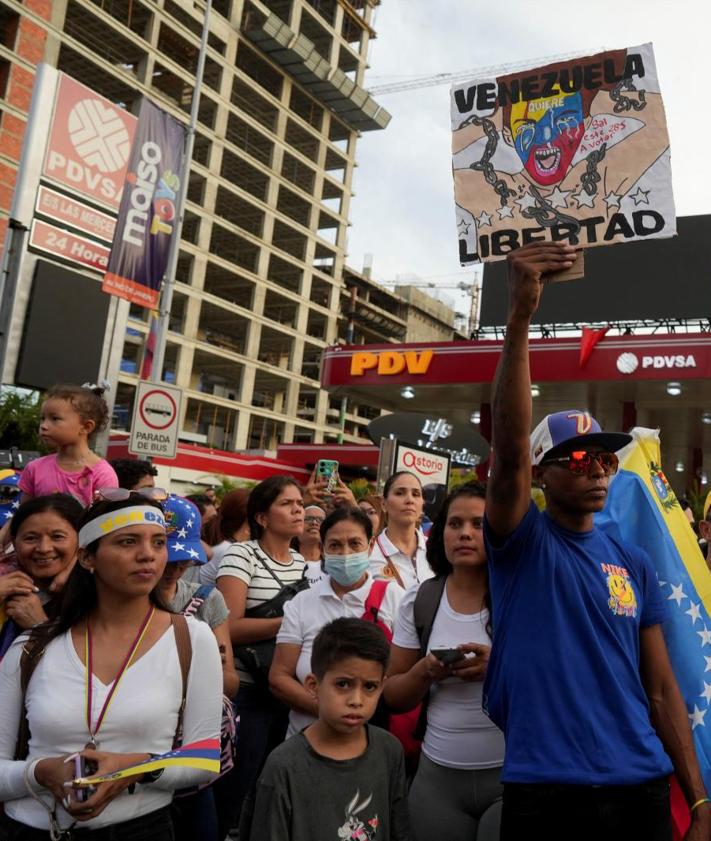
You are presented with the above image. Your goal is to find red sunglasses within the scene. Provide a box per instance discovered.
[542,450,619,476]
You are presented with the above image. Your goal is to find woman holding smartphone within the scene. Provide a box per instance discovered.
[369,471,430,589]
[384,483,504,841]
[0,489,222,840]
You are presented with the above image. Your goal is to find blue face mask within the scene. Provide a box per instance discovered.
[324,550,370,586]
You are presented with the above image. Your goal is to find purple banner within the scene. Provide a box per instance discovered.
[103,98,186,308]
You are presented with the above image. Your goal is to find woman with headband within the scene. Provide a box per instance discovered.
[0,490,222,840]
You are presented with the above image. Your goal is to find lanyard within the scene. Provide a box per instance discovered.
[84,606,155,746]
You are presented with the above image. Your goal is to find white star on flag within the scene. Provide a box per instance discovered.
[3,511,12,520]
[477,210,492,228]
[668,583,687,606]
[630,187,650,206]
[547,186,571,209]
[11,501,19,510]
[689,704,707,730]
[603,191,622,209]
[187,518,194,528]
[704,655,711,673]
[686,602,703,624]
[698,627,711,647]
[701,682,711,705]
[572,189,595,209]
[171,542,186,552]
[177,528,188,538]
[188,548,200,559]
[497,204,514,219]
[515,192,537,212]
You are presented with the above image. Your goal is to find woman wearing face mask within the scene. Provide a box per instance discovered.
[1,494,83,659]
[269,506,403,736]
[369,472,431,589]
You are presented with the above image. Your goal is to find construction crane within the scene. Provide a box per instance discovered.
[366,47,606,96]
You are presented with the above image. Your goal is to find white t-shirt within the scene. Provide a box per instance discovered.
[217,540,305,683]
[368,529,432,590]
[392,582,505,770]
[304,560,326,585]
[277,574,403,736]
[0,618,222,831]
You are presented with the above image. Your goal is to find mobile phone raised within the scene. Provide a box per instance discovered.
[431,648,466,666]
[316,459,339,493]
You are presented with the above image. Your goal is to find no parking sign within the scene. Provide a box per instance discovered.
[128,381,183,459]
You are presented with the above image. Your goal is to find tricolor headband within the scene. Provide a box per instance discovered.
[78,506,167,548]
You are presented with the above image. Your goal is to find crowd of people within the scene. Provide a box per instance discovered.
[0,244,710,840]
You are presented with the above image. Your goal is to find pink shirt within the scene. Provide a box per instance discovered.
[18,455,118,506]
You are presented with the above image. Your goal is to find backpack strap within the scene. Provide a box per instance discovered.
[413,575,447,657]
[361,579,393,642]
[170,614,193,748]
[412,575,447,741]
[14,637,45,760]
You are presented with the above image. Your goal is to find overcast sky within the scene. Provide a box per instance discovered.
[346,0,706,305]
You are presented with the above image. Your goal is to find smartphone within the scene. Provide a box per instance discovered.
[73,755,97,803]
[431,648,466,666]
[316,459,339,493]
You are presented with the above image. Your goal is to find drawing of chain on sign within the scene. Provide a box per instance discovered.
[450,43,676,264]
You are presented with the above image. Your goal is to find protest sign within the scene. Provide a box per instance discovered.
[451,43,675,264]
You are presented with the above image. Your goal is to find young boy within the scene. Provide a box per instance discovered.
[249,617,410,841]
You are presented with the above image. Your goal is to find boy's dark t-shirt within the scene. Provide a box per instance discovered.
[249,725,410,841]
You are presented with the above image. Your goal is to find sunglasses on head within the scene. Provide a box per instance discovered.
[542,450,619,476]
[94,487,169,503]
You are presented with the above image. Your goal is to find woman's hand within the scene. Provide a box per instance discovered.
[419,653,454,683]
[331,479,356,508]
[5,593,47,628]
[65,749,151,821]
[34,755,77,804]
[48,556,77,595]
[449,643,491,682]
[0,570,36,601]
[302,469,328,507]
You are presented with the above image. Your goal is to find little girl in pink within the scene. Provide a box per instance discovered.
[19,383,118,506]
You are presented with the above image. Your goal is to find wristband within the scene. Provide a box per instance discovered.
[690,797,711,813]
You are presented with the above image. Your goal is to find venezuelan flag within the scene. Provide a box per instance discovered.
[74,738,221,785]
[595,428,711,838]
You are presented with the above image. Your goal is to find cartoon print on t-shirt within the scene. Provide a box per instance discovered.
[601,562,638,618]
[337,790,378,840]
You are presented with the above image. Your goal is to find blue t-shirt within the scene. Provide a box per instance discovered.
[483,502,672,785]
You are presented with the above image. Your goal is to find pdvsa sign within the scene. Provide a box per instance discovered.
[616,352,697,374]
[43,73,137,212]
[351,350,433,376]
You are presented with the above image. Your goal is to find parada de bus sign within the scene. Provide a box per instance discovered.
[351,350,434,376]
[129,381,183,459]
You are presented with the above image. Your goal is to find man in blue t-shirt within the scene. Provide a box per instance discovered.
[485,242,710,841]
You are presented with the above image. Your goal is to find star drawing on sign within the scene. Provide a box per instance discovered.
[668,583,687,606]
[572,189,595,209]
[631,187,650,206]
[547,187,571,209]
[457,219,471,235]
[497,204,514,220]
[171,542,186,552]
[698,627,711,647]
[686,602,703,624]
[701,682,711,704]
[177,527,188,539]
[515,191,537,212]
[689,704,707,730]
[603,191,622,210]
[477,211,492,228]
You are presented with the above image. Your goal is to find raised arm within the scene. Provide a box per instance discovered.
[487,242,575,538]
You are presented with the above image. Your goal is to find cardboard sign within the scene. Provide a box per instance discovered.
[451,43,675,264]
[128,381,182,459]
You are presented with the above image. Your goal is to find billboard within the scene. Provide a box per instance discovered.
[103,98,186,309]
[479,215,711,326]
[451,43,675,264]
[43,73,137,212]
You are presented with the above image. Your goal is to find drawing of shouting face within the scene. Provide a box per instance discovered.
[507,88,585,186]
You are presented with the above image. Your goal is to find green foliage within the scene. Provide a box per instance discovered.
[0,389,44,451]
[347,478,375,500]
[188,474,256,501]
[686,481,708,524]
[448,469,482,490]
